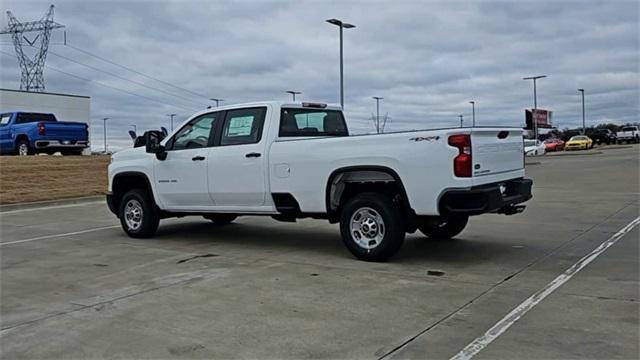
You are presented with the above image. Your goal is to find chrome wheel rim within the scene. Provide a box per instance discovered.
[350,207,385,250]
[18,143,28,156]
[124,199,143,231]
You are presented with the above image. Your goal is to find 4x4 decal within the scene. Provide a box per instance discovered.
[409,136,440,142]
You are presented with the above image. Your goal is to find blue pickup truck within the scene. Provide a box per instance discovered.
[0,112,89,155]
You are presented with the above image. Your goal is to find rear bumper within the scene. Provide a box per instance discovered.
[34,140,89,149]
[439,178,533,216]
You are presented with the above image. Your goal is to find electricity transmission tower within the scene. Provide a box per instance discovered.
[370,112,390,134]
[0,5,65,92]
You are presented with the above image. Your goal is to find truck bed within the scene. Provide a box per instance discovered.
[269,126,525,215]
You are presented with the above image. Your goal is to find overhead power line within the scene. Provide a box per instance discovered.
[0,50,196,112]
[27,45,208,108]
[64,43,212,100]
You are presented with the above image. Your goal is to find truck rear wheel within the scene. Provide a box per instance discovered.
[16,140,32,156]
[339,192,405,262]
[203,214,237,224]
[418,215,468,239]
[119,189,159,238]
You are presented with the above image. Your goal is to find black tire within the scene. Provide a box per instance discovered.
[203,214,237,224]
[16,139,33,156]
[339,192,406,262]
[418,215,469,239]
[118,189,159,238]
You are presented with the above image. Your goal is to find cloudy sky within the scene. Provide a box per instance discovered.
[1,0,638,150]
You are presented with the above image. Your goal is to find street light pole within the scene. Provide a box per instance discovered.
[578,88,585,134]
[459,114,464,128]
[326,18,355,109]
[523,75,547,140]
[102,117,109,153]
[167,114,176,131]
[372,96,383,133]
[209,98,224,107]
[285,91,302,102]
[469,101,476,127]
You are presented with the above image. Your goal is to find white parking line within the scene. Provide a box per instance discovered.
[0,225,120,246]
[0,201,104,215]
[450,216,640,360]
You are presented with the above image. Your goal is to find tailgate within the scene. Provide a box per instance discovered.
[471,128,523,177]
[44,122,88,139]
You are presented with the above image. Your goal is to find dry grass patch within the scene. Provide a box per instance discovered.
[0,155,110,204]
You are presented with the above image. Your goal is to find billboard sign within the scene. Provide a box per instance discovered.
[525,109,553,129]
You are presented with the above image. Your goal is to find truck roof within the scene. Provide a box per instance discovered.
[189,101,342,119]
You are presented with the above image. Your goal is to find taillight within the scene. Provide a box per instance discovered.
[448,134,472,177]
[37,122,45,135]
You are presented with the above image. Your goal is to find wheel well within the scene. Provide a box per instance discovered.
[325,167,413,222]
[15,134,28,145]
[111,172,155,212]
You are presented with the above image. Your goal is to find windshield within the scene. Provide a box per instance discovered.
[621,127,637,132]
[524,140,537,146]
[279,108,348,137]
[570,136,588,141]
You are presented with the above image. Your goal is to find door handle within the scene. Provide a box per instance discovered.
[192,155,206,161]
[245,152,262,158]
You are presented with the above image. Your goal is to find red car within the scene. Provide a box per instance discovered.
[544,138,565,152]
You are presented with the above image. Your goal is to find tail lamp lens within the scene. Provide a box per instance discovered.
[37,122,45,135]
[448,134,472,177]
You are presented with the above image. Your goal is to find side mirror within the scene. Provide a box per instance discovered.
[144,130,167,160]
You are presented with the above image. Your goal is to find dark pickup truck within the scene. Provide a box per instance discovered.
[0,112,89,155]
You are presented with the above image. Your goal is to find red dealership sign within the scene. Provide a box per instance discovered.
[525,109,553,129]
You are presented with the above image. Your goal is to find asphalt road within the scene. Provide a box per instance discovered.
[1,146,638,359]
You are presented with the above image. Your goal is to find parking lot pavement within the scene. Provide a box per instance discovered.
[1,146,638,359]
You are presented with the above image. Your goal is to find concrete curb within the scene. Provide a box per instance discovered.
[597,145,633,151]
[545,151,602,157]
[0,195,105,212]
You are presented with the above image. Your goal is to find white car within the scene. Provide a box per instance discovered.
[107,101,532,261]
[524,139,545,156]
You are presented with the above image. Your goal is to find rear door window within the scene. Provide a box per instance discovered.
[220,107,266,146]
[0,114,10,126]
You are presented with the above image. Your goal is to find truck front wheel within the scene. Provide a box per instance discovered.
[339,192,405,262]
[119,189,159,238]
[418,215,468,239]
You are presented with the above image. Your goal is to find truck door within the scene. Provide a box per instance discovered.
[0,114,12,153]
[208,107,268,207]
[153,112,219,209]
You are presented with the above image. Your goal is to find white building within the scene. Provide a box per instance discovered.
[0,88,91,123]
[0,88,92,153]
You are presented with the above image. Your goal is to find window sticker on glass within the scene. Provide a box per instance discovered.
[227,116,254,137]
[0,116,10,125]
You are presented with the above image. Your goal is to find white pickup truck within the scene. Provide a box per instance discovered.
[616,126,639,144]
[107,101,532,261]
